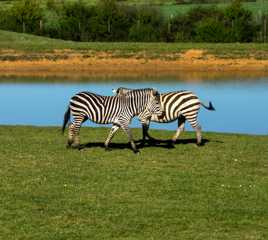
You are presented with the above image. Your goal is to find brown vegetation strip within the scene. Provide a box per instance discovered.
[1,50,268,80]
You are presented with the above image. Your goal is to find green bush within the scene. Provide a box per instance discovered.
[59,1,96,41]
[129,6,163,42]
[167,3,259,42]
[195,18,227,42]
[10,0,42,34]
[187,6,224,23]
[165,6,224,42]
[129,23,159,42]
[223,0,259,42]
[0,7,12,31]
[42,10,62,39]
[93,0,134,41]
[163,15,193,42]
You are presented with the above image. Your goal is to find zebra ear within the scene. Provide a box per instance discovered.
[112,89,117,94]
[152,89,160,97]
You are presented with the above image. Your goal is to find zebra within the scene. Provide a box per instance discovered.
[62,88,164,153]
[113,87,215,145]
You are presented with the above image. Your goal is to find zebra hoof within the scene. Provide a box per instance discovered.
[105,147,112,151]
[70,143,81,149]
[66,144,74,149]
[67,139,73,145]
[66,140,73,149]
[133,149,140,154]
[196,142,204,147]
[167,140,175,148]
[148,137,157,142]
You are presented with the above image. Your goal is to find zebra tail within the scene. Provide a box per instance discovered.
[201,101,215,111]
[62,106,71,134]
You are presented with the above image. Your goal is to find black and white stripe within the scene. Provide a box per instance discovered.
[115,87,215,145]
[62,88,163,153]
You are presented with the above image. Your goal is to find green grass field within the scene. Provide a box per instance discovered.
[1,30,268,59]
[0,125,267,239]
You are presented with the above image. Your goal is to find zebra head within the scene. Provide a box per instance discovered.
[114,87,164,120]
[143,89,164,119]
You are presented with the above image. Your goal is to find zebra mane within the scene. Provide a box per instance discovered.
[126,89,159,100]
[114,87,156,97]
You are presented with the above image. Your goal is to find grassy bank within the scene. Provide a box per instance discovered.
[0,125,267,239]
[1,30,268,60]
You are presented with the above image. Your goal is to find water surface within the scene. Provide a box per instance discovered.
[1,77,268,135]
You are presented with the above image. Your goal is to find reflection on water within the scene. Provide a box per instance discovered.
[1,77,268,135]
[2,71,268,83]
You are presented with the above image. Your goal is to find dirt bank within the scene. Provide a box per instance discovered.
[1,49,268,80]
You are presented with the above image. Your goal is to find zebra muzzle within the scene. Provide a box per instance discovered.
[157,110,166,119]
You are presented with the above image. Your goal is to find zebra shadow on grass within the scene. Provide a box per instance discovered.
[136,138,210,147]
[78,141,176,151]
[78,138,211,151]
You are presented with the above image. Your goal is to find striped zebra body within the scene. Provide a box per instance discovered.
[70,92,122,124]
[150,91,201,127]
[114,87,215,145]
[62,89,163,153]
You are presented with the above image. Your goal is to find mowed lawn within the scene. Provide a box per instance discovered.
[0,126,267,239]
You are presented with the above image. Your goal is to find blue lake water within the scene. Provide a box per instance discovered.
[1,78,268,135]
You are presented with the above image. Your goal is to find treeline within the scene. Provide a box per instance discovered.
[175,0,257,3]
[0,0,261,42]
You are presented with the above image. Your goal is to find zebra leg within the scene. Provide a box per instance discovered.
[142,122,154,142]
[142,123,148,142]
[128,130,139,153]
[172,115,186,143]
[187,119,202,146]
[141,120,157,142]
[68,116,84,148]
[67,123,75,147]
[104,124,120,150]
[183,113,203,146]
[195,124,202,146]
[122,126,139,153]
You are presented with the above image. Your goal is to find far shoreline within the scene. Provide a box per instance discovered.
[1,49,268,80]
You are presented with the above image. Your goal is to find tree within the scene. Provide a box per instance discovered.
[129,6,164,42]
[224,0,259,42]
[11,0,42,33]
